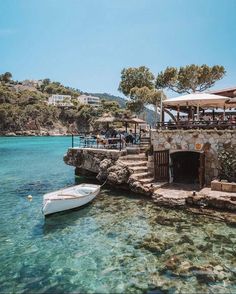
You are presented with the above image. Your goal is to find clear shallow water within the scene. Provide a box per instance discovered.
[0,137,236,294]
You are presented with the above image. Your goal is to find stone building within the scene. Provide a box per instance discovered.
[151,90,236,187]
[151,129,236,186]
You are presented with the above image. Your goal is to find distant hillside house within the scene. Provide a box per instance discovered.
[78,94,101,107]
[48,94,73,107]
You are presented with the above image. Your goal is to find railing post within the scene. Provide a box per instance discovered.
[72,134,74,148]
[119,133,122,151]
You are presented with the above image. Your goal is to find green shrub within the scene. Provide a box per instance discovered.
[218,147,236,182]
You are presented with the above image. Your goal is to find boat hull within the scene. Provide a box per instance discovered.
[42,184,100,216]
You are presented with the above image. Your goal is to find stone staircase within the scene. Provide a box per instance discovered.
[139,136,151,153]
[118,138,167,193]
[118,152,155,188]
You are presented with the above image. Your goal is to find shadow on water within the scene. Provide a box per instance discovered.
[16,263,80,294]
[42,203,93,235]
[34,177,151,238]
[16,180,53,196]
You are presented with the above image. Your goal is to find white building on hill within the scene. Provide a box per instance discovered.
[78,94,101,107]
[48,94,73,107]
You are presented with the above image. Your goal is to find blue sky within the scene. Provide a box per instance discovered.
[0,0,235,96]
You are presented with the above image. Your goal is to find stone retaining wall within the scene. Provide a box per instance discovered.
[64,147,126,174]
[151,129,236,184]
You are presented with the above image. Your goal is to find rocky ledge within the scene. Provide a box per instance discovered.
[64,148,236,219]
[152,185,236,211]
[186,187,236,211]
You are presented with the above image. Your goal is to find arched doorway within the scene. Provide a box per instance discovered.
[170,151,203,185]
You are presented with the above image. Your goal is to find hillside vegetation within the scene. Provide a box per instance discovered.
[0,74,155,136]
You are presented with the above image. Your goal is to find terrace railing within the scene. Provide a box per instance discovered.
[70,127,152,150]
[71,134,129,151]
[156,120,236,130]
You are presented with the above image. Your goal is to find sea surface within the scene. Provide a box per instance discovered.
[0,137,236,294]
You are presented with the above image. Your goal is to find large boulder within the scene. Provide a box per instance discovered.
[128,177,153,196]
[96,159,112,181]
[107,162,130,184]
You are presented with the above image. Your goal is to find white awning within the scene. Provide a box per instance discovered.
[226,97,236,107]
[163,93,230,108]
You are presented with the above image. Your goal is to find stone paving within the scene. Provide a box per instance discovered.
[152,183,236,212]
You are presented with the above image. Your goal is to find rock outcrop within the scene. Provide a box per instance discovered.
[186,187,236,211]
[97,159,113,181]
[107,161,130,184]
[128,175,153,196]
[64,147,154,196]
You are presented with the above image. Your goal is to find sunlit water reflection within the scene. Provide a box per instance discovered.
[0,137,236,293]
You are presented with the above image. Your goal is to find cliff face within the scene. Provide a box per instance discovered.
[0,80,156,136]
[1,121,78,136]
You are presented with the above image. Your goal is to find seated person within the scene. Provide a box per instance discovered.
[111,129,118,138]
[125,130,134,144]
[116,131,126,145]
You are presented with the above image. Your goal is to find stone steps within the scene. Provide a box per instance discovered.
[130,166,148,173]
[132,171,153,179]
[140,144,149,149]
[119,147,157,189]
[126,146,141,154]
[140,146,149,152]
[140,137,150,142]
[120,153,146,161]
[118,160,147,167]
[144,182,168,190]
[139,177,155,184]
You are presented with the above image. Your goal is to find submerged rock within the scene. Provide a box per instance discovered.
[164,255,181,271]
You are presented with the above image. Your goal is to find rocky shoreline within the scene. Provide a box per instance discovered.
[64,147,236,225]
[1,133,71,136]
[1,129,72,137]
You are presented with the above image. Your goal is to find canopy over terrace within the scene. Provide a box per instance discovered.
[163,93,231,121]
[95,113,115,130]
[95,114,147,138]
[115,117,146,135]
[95,114,146,125]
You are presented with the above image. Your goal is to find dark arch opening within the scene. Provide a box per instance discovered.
[171,151,200,184]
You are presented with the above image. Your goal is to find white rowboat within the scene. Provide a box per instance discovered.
[42,184,100,216]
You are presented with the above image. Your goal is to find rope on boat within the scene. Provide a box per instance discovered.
[101,178,108,187]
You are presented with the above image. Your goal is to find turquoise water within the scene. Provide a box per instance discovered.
[0,137,236,294]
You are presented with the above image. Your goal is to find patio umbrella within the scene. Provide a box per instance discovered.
[226,97,236,107]
[163,93,230,121]
[163,93,230,108]
[115,116,147,140]
[95,113,115,130]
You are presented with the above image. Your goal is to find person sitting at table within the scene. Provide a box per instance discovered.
[125,129,134,144]
[105,129,111,138]
[116,131,126,146]
[111,129,118,138]
[96,133,106,147]
[232,116,236,124]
